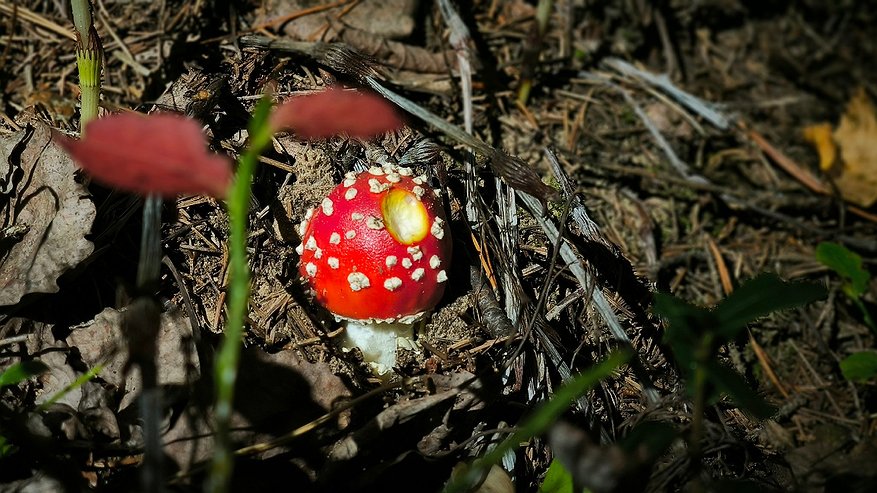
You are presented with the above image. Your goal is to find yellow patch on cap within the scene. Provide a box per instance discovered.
[382,188,428,244]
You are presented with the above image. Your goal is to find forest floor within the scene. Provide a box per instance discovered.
[1,1,876,492]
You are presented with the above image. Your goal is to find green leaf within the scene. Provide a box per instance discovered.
[839,351,877,382]
[443,351,630,493]
[654,293,711,368]
[713,273,826,338]
[815,242,870,299]
[0,435,17,458]
[619,421,676,458]
[540,459,575,493]
[0,360,48,389]
[654,293,711,337]
[705,361,775,419]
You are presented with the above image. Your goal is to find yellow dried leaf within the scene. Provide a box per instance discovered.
[832,89,877,207]
[802,123,836,171]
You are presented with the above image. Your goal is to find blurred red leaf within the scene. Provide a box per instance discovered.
[270,87,402,139]
[59,113,232,198]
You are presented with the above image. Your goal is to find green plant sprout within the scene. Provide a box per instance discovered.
[517,0,553,105]
[1,360,101,458]
[815,242,877,382]
[70,0,102,128]
[443,351,630,493]
[0,360,46,458]
[815,241,875,333]
[205,95,274,493]
[654,273,826,490]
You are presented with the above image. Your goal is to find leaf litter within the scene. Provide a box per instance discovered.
[0,119,96,306]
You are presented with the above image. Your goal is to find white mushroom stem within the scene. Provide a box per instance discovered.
[341,320,420,374]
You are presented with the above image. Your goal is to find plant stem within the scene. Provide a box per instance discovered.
[517,0,552,105]
[207,96,274,493]
[688,333,713,493]
[70,0,92,44]
[136,196,163,493]
[854,298,877,335]
[70,0,102,130]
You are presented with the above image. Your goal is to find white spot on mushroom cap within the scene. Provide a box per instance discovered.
[304,208,314,220]
[348,272,370,291]
[344,187,358,200]
[314,247,323,259]
[345,230,356,239]
[351,212,364,221]
[297,220,308,236]
[386,256,398,268]
[429,255,441,269]
[295,243,304,255]
[412,185,424,199]
[407,246,423,261]
[411,268,425,281]
[328,257,339,269]
[305,262,317,277]
[402,258,413,269]
[384,277,402,291]
[398,167,413,176]
[386,173,401,183]
[330,232,341,244]
[321,198,334,216]
[343,177,356,187]
[368,178,389,193]
[412,176,424,185]
[366,216,384,230]
[437,270,448,282]
[305,236,317,251]
[368,166,384,175]
[431,218,445,239]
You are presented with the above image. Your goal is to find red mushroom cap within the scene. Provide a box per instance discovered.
[297,165,452,322]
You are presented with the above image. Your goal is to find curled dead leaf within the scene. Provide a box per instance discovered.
[804,88,877,207]
[0,121,96,306]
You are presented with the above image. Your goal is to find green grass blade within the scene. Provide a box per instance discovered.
[36,364,102,412]
[207,94,275,493]
[0,360,48,389]
[444,351,630,493]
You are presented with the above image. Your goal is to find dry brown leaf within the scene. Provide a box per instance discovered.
[66,306,199,411]
[0,121,96,305]
[258,0,417,41]
[805,89,877,207]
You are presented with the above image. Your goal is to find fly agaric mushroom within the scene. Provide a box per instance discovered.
[296,164,452,373]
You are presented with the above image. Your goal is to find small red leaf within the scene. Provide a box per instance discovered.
[270,87,402,139]
[59,113,232,198]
